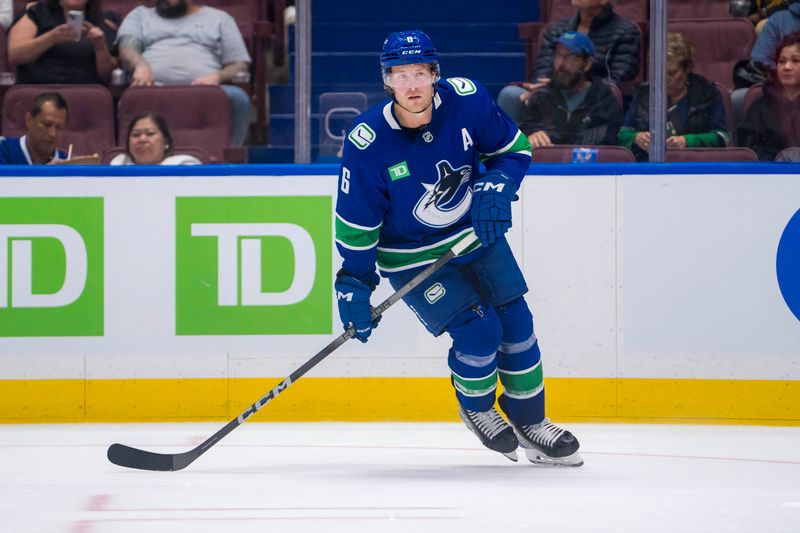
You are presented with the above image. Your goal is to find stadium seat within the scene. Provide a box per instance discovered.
[101,0,149,18]
[531,145,636,163]
[666,0,731,19]
[204,0,284,144]
[741,82,764,117]
[541,0,648,23]
[664,147,758,161]
[101,145,211,164]
[0,26,7,74]
[667,19,756,91]
[1,84,115,156]
[117,85,231,163]
[714,82,734,136]
[318,92,367,159]
[774,147,800,161]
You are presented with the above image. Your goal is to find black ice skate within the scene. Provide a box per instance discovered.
[511,417,583,467]
[458,406,519,461]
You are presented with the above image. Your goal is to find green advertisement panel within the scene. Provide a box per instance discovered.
[176,196,332,335]
[0,197,104,337]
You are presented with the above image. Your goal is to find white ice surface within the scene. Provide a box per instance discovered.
[1,422,799,532]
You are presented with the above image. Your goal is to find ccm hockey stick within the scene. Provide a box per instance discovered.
[107,232,479,471]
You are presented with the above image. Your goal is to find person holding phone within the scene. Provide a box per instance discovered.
[7,0,118,85]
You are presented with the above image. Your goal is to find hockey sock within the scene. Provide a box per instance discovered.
[446,303,503,412]
[495,297,545,425]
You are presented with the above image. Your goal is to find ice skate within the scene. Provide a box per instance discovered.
[511,417,583,467]
[459,406,519,461]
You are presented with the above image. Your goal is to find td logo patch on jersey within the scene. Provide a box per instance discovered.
[413,160,472,228]
[348,123,376,150]
[446,77,477,96]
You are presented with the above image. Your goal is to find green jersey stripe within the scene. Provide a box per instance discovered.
[335,214,381,250]
[377,229,480,272]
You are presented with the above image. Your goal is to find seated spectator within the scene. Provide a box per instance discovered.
[518,32,622,147]
[738,32,800,160]
[7,0,118,84]
[734,0,796,34]
[117,0,252,147]
[0,92,69,164]
[751,1,800,69]
[110,112,201,165]
[499,0,640,125]
[619,33,730,162]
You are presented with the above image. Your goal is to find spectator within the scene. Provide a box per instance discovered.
[7,0,118,84]
[619,33,730,162]
[738,32,800,160]
[0,92,69,164]
[732,0,795,34]
[110,112,201,165]
[117,0,252,147]
[498,0,640,125]
[0,0,12,29]
[751,1,800,69]
[518,32,622,147]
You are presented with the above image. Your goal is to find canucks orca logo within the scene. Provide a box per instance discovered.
[413,160,472,228]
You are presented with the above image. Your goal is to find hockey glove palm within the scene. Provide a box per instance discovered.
[335,272,381,342]
[470,170,518,247]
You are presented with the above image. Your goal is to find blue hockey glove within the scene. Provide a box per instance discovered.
[470,170,518,247]
[335,271,381,342]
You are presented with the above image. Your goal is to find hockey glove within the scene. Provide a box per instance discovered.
[335,271,381,343]
[470,170,518,247]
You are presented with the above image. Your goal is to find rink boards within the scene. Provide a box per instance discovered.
[1,163,799,424]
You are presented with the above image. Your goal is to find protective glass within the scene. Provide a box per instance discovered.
[383,69,436,89]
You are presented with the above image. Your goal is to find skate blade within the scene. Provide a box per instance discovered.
[501,450,518,462]
[523,449,583,467]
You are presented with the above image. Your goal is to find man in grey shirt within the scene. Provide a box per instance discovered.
[117,0,252,146]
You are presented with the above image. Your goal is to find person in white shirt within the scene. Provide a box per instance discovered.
[110,112,201,165]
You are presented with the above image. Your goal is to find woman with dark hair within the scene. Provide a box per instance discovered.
[8,0,117,84]
[738,32,800,160]
[110,112,202,165]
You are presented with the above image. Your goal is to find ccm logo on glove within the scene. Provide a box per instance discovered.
[473,181,507,193]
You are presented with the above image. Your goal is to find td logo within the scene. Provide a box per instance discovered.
[175,196,332,335]
[0,197,103,337]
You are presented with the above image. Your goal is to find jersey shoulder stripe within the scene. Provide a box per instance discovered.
[482,130,532,160]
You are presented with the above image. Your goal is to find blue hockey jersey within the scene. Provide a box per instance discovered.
[335,78,531,279]
[0,135,67,165]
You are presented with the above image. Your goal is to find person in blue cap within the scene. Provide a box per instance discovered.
[519,31,623,148]
[498,0,641,126]
[333,29,583,466]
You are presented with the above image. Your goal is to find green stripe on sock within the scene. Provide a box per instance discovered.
[499,362,543,399]
[452,369,498,397]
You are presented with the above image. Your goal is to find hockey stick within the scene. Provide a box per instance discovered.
[107,232,479,471]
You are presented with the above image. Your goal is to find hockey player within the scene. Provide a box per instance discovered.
[334,30,582,467]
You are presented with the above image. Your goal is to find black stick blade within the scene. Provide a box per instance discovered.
[107,443,187,471]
